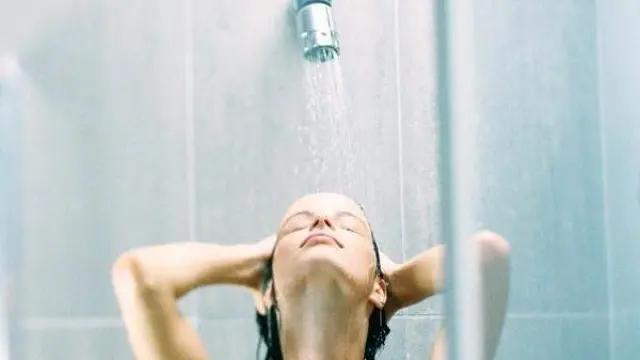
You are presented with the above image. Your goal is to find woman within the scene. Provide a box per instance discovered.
[112,192,510,359]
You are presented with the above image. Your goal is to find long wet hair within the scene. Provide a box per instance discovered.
[255,207,391,360]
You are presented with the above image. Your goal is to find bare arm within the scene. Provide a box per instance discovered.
[382,230,510,360]
[382,245,445,317]
[475,231,510,360]
[430,328,447,360]
[111,236,275,360]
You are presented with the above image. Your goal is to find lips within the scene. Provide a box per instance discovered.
[300,233,343,248]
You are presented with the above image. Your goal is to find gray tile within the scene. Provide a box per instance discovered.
[199,318,261,360]
[192,0,309,319]
[496,316,610,360]
[193,0,402,317]
[612,311,640,360]
[397,0,443,317]
[597,0,640,315]
[191,0,307,249]
[597,4,640,360]
[333,0,403,262]
[23,326,133,360]
[559,316,611,360]
[454,1,608,313]
[404,317,442,359]
[496,317,563,360]
[196,285,256,321]
[0,0,89,51]
[16,0,190,317]
[377,317,406,360]
[401,295,444,318]
[398,0,441,257]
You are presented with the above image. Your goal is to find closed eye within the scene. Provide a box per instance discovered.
[342,226,356,233]
[285,222,310,232]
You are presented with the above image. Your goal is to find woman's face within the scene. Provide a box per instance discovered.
[272,193,380,300]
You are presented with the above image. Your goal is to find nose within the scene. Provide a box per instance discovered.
[311,216,334,230]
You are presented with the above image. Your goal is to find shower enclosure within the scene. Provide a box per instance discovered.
[0,0,638,359]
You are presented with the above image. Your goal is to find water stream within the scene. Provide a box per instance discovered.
[299,60,366,197]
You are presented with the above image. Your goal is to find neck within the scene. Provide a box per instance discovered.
[277,277,371,360]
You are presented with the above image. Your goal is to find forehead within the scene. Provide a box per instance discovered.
[280,192,367,225]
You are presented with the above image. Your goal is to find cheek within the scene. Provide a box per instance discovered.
[272,236,300,276]
[345,244,376,275]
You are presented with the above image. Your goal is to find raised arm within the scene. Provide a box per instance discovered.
[382,230,510,360]
[382,244,445,316]
[111,235,275,360]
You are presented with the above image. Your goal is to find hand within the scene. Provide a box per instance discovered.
[379,251,399,282]
[254,234,277,259]
[247,234,276,292]
[378,251,401,312]
[250,234,276,312]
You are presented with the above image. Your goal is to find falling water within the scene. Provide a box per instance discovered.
[299,60,366,196]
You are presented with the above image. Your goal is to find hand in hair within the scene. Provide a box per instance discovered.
[379,230,510,360]
[112,235,276,360]
[375,246,444,318]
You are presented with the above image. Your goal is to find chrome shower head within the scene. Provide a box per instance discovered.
[293,0,340,62]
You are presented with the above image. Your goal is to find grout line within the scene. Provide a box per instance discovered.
[611,308,640,317]
[395,311,612,319]
[593,1,615,358]
[22,318,124,330]
[22,316,201,330]
[507,312,610,320]
[184,0,196,245]
[393,0,407,262]
[395,314,445,320]
[183,0,199,330]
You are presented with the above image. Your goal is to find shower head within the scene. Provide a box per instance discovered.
[293,0,340,62]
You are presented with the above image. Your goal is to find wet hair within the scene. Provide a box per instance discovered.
[255,205,391,360]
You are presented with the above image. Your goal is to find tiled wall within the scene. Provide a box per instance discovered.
[2,1,195,358]
[190,0,442,357]
[1,0,636,359]
[1,0,441,358]
[463,2,611,358]
[596,1,640,358]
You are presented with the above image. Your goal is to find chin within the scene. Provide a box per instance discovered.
[279,249,369,298]
[296,246,349,278]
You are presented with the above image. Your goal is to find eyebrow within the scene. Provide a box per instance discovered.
[281,210,369,229]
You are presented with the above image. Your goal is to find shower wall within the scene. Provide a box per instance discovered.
[448,1,611,359]
[190,0,441,357]
[1,0,192,358]
[0,0,441,358]
[596,1,640,358]
[1,0,636,359]
[442,0,638,359]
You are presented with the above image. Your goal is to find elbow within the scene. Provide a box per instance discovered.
[112,252,139,284]
[474,230,511,265]
[111,252,159,297]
